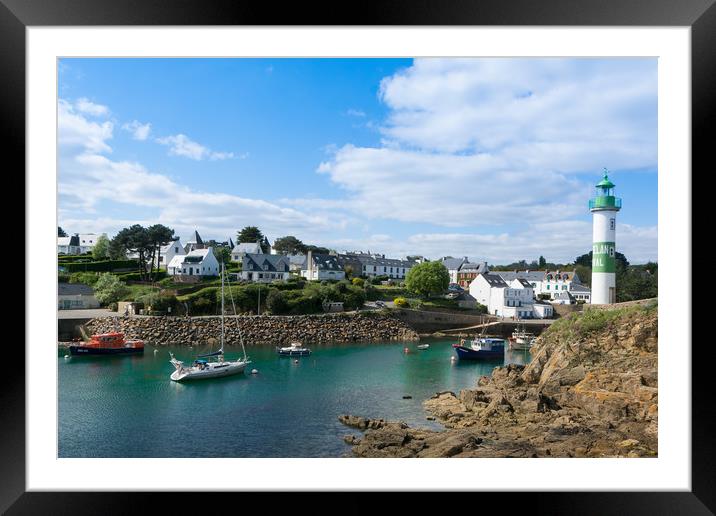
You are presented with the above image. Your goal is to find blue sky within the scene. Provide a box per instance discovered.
[58,58,657,263]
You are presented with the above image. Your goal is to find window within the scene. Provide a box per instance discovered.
[610,218,615,230]
[546,285,550,290]
[562,285,567,290]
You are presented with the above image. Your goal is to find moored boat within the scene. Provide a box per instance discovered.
[509,325,536,350]
[452,336,505,360]
[416,344,430,350]
[69,332,144,356]
[277,341,311,356]
[169,262,250,382]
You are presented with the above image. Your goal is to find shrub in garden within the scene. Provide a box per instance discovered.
[351,277,365,287]
[93,273,130,305]
[393,296,409,308]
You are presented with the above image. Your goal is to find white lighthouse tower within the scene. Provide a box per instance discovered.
[590,169,622,304]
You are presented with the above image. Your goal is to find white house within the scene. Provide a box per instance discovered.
[167,248,220,277]
[240,253,291,283]
[494,269,589,302]
[533,300,555,318]
[57,235,80,255]
[231,241,263,261]
[154,238,186,269]
[77,233,105,254]
[469,273,551,319]
[301,252,345,281]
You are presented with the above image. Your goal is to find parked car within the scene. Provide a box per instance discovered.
[448,283,464,291]
[375,301,387,307]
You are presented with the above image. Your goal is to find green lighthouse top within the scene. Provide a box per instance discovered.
[589,168,621,212]
[596,169,615,189]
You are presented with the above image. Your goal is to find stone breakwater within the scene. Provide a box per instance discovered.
[340,304,658,458]
[83,312,419,346]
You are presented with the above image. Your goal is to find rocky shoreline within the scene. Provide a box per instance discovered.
[81,311,419,346]
[339,303,658,458]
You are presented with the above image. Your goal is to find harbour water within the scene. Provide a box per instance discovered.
[59,339,531,457]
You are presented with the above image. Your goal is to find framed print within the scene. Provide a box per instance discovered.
[3,0,712,513]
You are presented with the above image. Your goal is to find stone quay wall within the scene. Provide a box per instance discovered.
[83,312,419,347]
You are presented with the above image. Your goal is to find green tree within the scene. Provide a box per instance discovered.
[214,246,231,265]
[112,225,153,280]
[538,255,546,267]
[237,226,264,245]
[146,224,175,280]
[93,273,130,305]
[108,236,127,260]
[273,235,307,255]
[574,251,628,270]
[405,261,450,298]
[304,244,331,255]
[92,234,110,260]
[58,227,67,237]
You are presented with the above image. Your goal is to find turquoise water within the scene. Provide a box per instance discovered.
[58,339,531,457]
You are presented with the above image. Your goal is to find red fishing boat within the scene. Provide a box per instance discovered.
[69,332,144,356]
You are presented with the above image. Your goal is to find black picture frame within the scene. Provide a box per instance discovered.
[4,0,710,513]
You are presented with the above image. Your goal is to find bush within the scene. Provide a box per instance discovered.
[352,277,365,287]
[63,259,139,273]
[393,296,409,308]
[137,291,178,313]
[108,302,118,312]
[93,273,130,305]
[408,299,424,310]
[69,272,100,286]
[266,289,288,314]
[364,284,379,301]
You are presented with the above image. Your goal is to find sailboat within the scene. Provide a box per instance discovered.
[169,262,251,381]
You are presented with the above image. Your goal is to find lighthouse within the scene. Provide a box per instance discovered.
[589,169,622,304]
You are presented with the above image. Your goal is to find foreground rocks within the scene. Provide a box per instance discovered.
[83,311,419,346]
[341,303,658,458]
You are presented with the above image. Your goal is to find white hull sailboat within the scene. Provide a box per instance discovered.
[169,263,250,382]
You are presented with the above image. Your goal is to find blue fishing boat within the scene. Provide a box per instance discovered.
[452,337,505,360]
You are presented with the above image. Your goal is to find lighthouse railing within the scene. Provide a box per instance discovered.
[589,196,622,210]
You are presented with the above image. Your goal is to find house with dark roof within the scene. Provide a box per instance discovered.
[456,261,489,288]
[337,252,413,280]
[58,283,99,309]
[439,256,469,284]
[239,253,290,283]
[495,269,586,300]
[57,234,80,255]
[302,251,345,281]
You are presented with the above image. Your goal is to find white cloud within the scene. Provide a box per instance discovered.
[58,99,113,154]
[346,109,366,117]
[58,99,348,242]
[122,120,152,141]
[155,133,234,161]
[74,98,110,117]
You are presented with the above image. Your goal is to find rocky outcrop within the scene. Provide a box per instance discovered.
[341,303,658,458]
[83,312,419,346]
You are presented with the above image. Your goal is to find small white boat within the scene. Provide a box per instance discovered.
[277,341,311,356]
[416,344,430,350]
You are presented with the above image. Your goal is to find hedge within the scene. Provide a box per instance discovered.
[62,259,139,273]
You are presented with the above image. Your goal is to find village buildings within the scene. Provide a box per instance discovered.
[167,248,220,278]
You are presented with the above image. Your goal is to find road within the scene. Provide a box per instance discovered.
[57,308,118,319]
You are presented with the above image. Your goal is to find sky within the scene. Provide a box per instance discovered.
[57,58,658,264]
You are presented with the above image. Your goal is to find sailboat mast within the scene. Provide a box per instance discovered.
[220,261,225,352]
